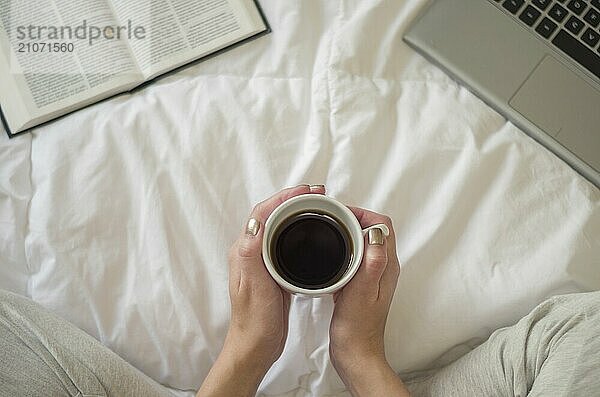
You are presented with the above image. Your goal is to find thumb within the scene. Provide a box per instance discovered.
[235,185,315,261]
[350,228,388,299]
[237,217,263,259]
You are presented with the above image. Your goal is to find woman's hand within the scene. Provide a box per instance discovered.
[198,184,325,397]
[329,207,410,397]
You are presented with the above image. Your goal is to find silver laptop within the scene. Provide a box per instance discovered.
[404,0,600,188]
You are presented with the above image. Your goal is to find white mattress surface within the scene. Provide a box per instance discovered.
[0,1,599,396]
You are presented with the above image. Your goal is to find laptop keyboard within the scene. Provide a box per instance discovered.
[490,0,600,80]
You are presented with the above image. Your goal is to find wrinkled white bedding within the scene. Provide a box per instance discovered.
[1,1,599,396]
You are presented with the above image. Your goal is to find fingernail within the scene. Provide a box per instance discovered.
[245,218,260,236]
[309,184,325,192]
[368,228,384,245]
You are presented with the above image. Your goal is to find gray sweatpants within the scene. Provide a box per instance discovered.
[1,289,599,397]
[405,291,600,397]
[0,290,174,397]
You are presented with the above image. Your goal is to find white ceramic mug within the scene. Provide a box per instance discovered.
[262,194,389,296]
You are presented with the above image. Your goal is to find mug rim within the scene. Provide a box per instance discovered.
[262,194,364,296]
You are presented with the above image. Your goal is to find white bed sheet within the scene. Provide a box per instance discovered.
[1,1,599,396]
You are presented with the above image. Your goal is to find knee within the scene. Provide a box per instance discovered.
[526,291,600,345]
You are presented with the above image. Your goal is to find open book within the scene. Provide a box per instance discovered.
[0,0,269,137]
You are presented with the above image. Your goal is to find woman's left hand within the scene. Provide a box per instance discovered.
[198,184,325,397]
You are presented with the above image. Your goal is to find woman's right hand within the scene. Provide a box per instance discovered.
[329,207,410,397]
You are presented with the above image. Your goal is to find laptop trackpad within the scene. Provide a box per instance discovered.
[509,56,600,171]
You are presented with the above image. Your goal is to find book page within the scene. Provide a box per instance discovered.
[0,0,143,133]
[112,0,266,80]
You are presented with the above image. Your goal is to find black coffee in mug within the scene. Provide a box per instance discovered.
[270,212,353,289]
